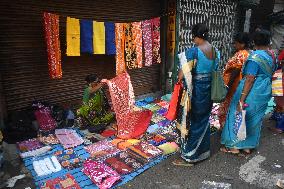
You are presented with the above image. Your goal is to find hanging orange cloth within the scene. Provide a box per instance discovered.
[115,23,126,75]
[132,22,143,68]
[43,12,62,79]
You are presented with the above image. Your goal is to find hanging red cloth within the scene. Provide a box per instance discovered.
[151,17,161,64]
[43,12,62,79]
[105,72,153,139]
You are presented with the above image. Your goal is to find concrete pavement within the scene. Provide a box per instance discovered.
[1,116,283,189]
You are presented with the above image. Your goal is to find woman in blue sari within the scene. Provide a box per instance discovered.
[173,24,220,166]
[221,29,276,154]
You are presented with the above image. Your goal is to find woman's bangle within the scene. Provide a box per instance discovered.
[241,92,247,95]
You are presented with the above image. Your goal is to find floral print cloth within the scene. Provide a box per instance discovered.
[151,17,161,64]
[17,138,43,153]
[105,151,144,175]
[54,149,81,170]
[40,173,80,189]
[115,23,126,75]
[142,19,153,66]
[105,72,153,139]
[43,12,62,79]
[85,140,120,160]
[55,129,84,149]
[82,159,120,189]
[127,141,163,162]
[39,134,60,145]
[34,107,57,131]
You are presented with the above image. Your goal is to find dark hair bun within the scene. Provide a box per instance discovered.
[253,29,271,46]
[192,23,209,40]
[234,32,250,48]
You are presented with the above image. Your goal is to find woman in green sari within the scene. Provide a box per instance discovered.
[78,74,114,127]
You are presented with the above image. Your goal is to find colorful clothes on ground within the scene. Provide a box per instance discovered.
[82,159,120,189]
[177,47,220,163]
[40,173,80,189]
[54,149,81,169]
[221,50,276,149]
[43,12,62,79]
[17,138,43,153]
[55,129,84,149]
[218,50,249,127]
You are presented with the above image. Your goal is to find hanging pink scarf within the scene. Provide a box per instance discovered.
[43,12,62,79]
[105,72,153,139]
[151,17,161,64]
[142,20,153,66]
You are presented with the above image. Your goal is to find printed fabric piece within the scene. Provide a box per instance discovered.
[39,134,60,145]
[80,19,93,53]
[82,159,121,189]
[93,21,106,54]
[111,139,140,150]
[85,140,120,160]
[39,173,80,189]
[55,129,84,149]
[17,138,43,153]
[151,17,161,64]
[127,141,163,162]
[54,149,81,169]
[132,22,143,68]
[105,72,153,139]
[115,23,126,75]
[34,107,56,131]
[66,17,80,56]
[125,23,143,69]
[105,22,116,55]
[105,151,144,175]
[43,12,62,79]
[142,19,153,66]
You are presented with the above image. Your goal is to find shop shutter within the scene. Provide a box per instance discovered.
[0,0,162,112]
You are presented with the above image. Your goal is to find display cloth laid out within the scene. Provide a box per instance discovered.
[18,97,180,189]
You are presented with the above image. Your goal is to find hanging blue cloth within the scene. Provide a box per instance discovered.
[105,22,116,55]
[80,19,93,53]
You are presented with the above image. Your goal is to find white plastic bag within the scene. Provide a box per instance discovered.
[236,109,246,141]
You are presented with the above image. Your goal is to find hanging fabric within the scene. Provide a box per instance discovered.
[105,22,116,55]
[125,22,143,69]
[132,22,143,68]
[142,19,153,67]
[125,23,135,69]
[93,21,105,54]
[151,17,161,64]
[115,23,126,75]
[80,19,93,54]
[66,17,80,56]
[43,12,62,79]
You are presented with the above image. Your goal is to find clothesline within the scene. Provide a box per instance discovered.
[45,11,176,23]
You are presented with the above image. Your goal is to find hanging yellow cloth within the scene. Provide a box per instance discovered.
[93,21,105,54]
[66,17,80,56]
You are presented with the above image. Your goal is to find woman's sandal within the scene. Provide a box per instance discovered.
[220,147,241,155]
[172,158,194,167]
[242,149,252,155]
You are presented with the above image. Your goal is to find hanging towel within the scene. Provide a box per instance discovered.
[66,17,80,56]
[115,23,126,75]
[142,20,153,67]
[93,21,105,54]
[80,19,93,53]
[105,22,116,55]
[132,22,143,68]
[151,17,161,64]
[43,12,62,79]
